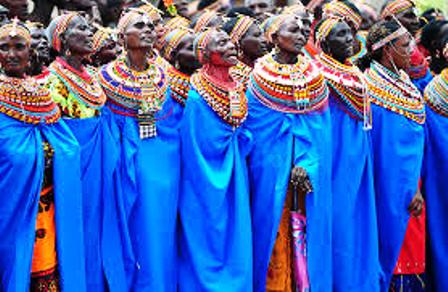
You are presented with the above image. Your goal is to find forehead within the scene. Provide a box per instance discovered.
[330,21,351,34]
[398,6,417,17]
[0,34,29,45]
[127,14,153,28]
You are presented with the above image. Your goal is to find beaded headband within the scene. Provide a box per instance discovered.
[194,28,216,64]
[282,3,306,15]
[443,42,448,60]
[229,16,255,44]
[323,1,362,30]
[381,0,415,19]
[139,2,164,21]
[0,18,31,45]
[166,16,191,30]
[315,17,342,46]
[50,12,79,52]
[93,25,117,52]
[161,28,191,61]
[194,10,218,32]
[117,8,146,34]
[262,14,298,44]
[371,26,408,51]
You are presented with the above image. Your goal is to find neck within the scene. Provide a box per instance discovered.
[240,54,255,68]
[203,63,233,83]
[62,54,84,72]
[273,49,298,65]
[126,48,151,71]
[379,55,400,75]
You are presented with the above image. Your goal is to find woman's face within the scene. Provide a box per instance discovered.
[0,35,30,78]
[30,27,50,65]
[63,15,94,56]
[323,21,354,62]
[397,7,420,36]
[386,33,412,71]
[240,23,268,62]
[174,33,201,74]
[294,10,313,41]
[274,16,306,56]
[97,38,118,64]
[174,0,190,18]
[206,30,238,67]
[124,14,156,51]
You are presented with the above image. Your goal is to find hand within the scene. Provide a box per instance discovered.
[290,166,313,194]
[408,189,424,217]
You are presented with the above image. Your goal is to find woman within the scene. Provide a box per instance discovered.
[161,28,200,114]
[315,18,380,292]
[178,28,253,291]
[27,21,51,77]
[362,20,425,290]
[420,20,448,75]
[246,14,332,292]
[98,9,180,291]
[91,25,119,67]
[222,15,268,84]
[422,40,448,292]
[46,13,128,291]
[0,19,86,291]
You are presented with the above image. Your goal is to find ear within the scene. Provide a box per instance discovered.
[271,31,279,47]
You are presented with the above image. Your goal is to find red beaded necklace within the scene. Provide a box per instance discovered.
[167,66,190,107]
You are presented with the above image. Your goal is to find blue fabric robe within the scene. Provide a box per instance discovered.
[422,106,448,292]
[329,95,380,291]
[245,90,333,292]
[0,114,86,292]
[178,88,253,292]
[106,94,180,292]
[63,108,127,292]
[370,104,424,291]
[412,70,433,94]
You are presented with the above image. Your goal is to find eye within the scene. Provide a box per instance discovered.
[135,21,145,29]
[16,43,26,50]
[0,44,8,51]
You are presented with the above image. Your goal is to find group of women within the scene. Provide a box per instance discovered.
[0,0,447,291]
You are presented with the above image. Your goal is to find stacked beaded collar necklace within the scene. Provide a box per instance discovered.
[248,53,328,113]
[99,54,167,115]
[424,69,448,117]
[167,66,190,107]
[230,61,253,85]
[317,53,371,127]
[49,57,106,110]
[365,61,425,124]
[0,75,60,124]
[191,68,248,127]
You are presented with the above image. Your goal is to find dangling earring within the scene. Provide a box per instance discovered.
[66,49,72,57]
[175,60,180,70]
[435,49,441,59]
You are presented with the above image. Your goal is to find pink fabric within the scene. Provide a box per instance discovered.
[291,211,310,292]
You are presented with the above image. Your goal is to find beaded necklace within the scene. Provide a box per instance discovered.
[49,58,106,110]
[0,75,60,124]
[317,53,371,128]
[365,61,425,124]
[167,66,190,107]
[191,69,248,127]
[230,61,253,85]
[99,54,167,114]
[248,52,328,113]
[424,69,448,117]
[349,32,367,64]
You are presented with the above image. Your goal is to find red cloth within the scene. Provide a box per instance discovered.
[393,205,426,275]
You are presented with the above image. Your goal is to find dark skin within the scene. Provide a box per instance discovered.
[321,21,354,63]
[239,23,268,67]
[60,15,94,71]
[246,0,272,22]
[92,38,118,67]
[121,14,157,72]
[379,33,423,216]
[428,23,448,74]
[0,34,30,78]
[30,27,51,67]
[395,7,420,37]
[174,0,190,18]
[170,34,201,76]
[1,0,28,21]
[150,13,167,51]
[272,16,313,210]
[272,15,307,64]
[291,9,313,41]
[0,5,8,25]
[202,30,238,85]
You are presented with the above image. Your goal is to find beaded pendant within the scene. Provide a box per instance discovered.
[317,53,371,128]
[425,69,448,117]
[191,70,248,128]
[167,66,190,107]
[365,61,425,124]
[230,61,253,85]
[49,58,106,110]
[0,75,60,124]
[99,55,168,139]
[248,53,328,113]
